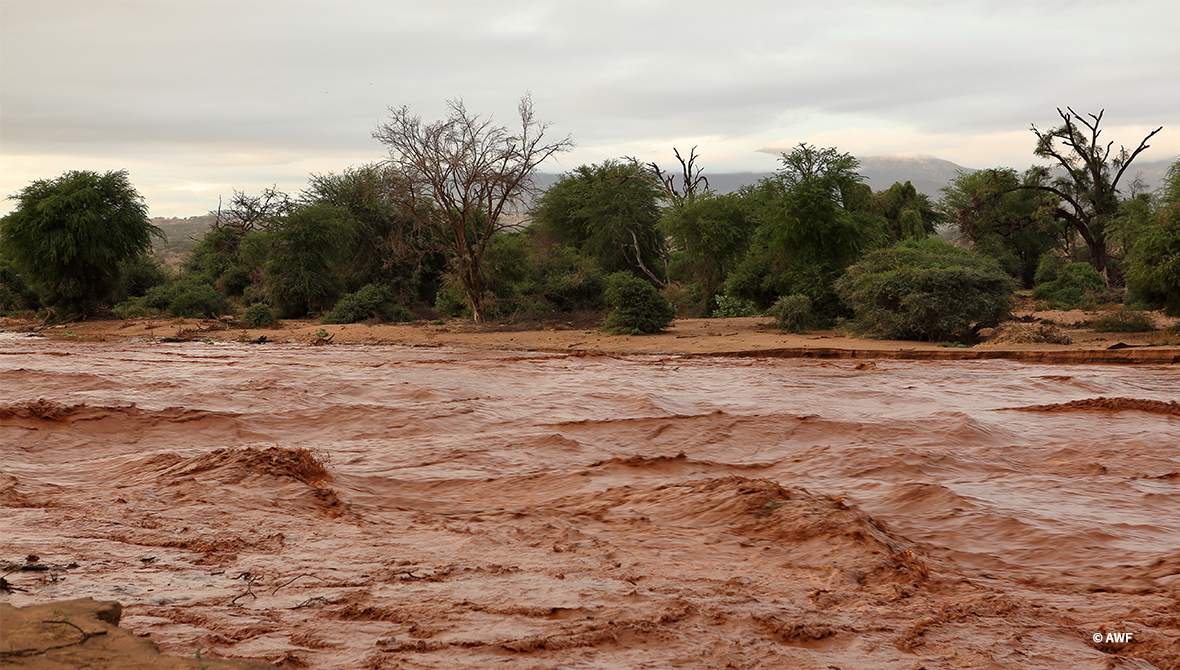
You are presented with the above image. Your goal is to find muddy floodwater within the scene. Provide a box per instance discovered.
[2,334,1178,669]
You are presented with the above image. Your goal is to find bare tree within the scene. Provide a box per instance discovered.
[212,186,293,232]
[626,146,710,207]
[1025,107,1162,280]
[373,95,573,322]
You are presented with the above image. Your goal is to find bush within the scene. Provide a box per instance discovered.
[661,282,702,317]
[1033,254,1066,286]
[122,276,233,318]
[602,272,676,335]
[242,303,275,328]
[117,254,168,300]
[835,237,1016,341]
[111,297,154,318]
[711,294,761,318]
[262,203,353,317]
[492,238,607,316]
[1089,307,1155,332]
[168,281,234,318]
[1033,261,1106,309]
[323,283,413,324]
[768,294,813,333]
[0,257,40,314]
[433,276,471,318]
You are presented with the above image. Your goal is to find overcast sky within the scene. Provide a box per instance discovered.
[3,0,1178,217]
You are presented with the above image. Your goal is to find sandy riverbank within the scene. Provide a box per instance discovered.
[6,307,1178,364]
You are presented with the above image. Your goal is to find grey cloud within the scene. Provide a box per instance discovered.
[3,0,1177,216]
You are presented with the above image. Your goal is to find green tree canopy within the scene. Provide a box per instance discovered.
[726,144,881,317]
[872,181,944,244]
[261,203,355,317]
[940,168,1060,286]
[661,191,757,311]
[530,160,665,281]
[1026,108,1162,279]
[1112,159,1180,314]
[1,170,160,316]
[303,164,444,301]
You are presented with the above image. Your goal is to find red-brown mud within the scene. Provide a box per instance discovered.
[2,333,1178,669]
[1005,397,1180,416]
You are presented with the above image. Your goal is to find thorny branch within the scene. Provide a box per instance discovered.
[230,573,260,606]
[212,186,293,232]
[270,573,323,595]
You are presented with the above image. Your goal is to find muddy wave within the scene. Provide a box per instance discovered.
[159,446,332,486]
[0,399,225,423]
[1003,396,1180,416]
[2,338,1178,669]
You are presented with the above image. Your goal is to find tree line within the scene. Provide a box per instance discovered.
[2,100,1177,340]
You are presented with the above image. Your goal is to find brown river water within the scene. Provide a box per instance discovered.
[2,334,1178,669]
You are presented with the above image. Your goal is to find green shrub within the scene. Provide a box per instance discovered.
[124,276,233,318]
[835,237,1016,341]
[768,294,813,333]
[1033,261,1105,309]
[140,282,179,312]
[111,297,154,318]
[661,282,702,317]
[1033,253,1066,286]
[1117,172,1180,315]
[216,265,252,296]
[1089,307,1155,332]
[0,257,39,314]
[262,203,353,317]
[711,294,761,318]
[242,303,275,328]
[241,284,265,306]
[323,283,413,324]
[168,282,234,318]
[117,254,168,300]
[433,276,471,318]
[603,272,676,335]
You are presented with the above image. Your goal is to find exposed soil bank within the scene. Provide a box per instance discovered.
[2,335,1178,668]
[7,311,1179,365]
[0,598,276,669]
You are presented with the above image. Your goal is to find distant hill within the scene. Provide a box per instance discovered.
[150,214,216,268]
[572,155,1170,201]
[857,155,975,198]
[163,155,1174,245]
[1118,159,1174,194]
[536,155,977,202]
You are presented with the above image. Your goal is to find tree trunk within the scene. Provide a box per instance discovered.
[1090,239,1109,285]
[467,287,486,323]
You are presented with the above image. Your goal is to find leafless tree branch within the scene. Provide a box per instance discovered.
[373,94,573,322]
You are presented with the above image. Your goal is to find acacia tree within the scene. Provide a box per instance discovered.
[1,169,160,316]
[372,95,573,322]
[302,164,444,301]
[940,168,1060,286]
[213,186,293,231]
[1026,108,1162,280]
[726,144,881,314]
[529,160,664,282]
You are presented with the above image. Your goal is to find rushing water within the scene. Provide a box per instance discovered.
[2,335,1178,669]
